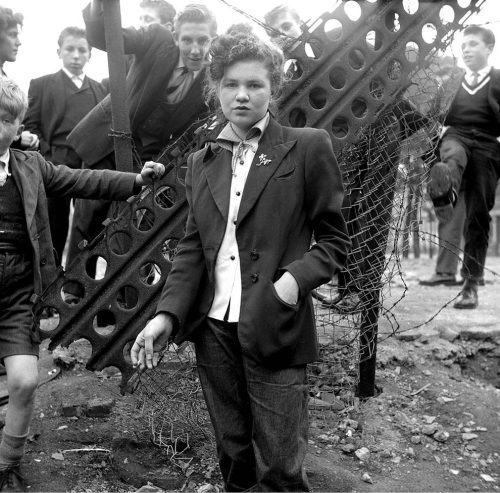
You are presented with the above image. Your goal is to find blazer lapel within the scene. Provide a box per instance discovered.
[10,151,39,230]
[203,143,232,221]
[237,119,296,226]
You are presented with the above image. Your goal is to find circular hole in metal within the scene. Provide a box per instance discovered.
[117,285,139,310]
[385,11,400,32]
[93,310,116,336]
[162,237,180,262]
[329,67,346,89]
[39,306,59,334]
[348,49,365,70]
[402,0,419,15]
[351,98,368,118]
[85,255,107,280]
[344,1,362,21]
[289,108,307,128]
[305,39,323,59]
[324,19,343,41]
[332,117,350,139]
[309,87,328,110]
[61,281,84,305]
[155,185,177,209]
[405,41,419,62]
[139,262,162,286]
[123,341,133,365]
[108,231,132,255]
[284,59,303,80]
[366,30,382,51]
[422,23,437,44]
[133,207,155,232]
[387,59,402,80]
[439,5,455,24]
[369,78,385,100]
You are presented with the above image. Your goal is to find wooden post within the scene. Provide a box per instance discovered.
[102,0,133,172]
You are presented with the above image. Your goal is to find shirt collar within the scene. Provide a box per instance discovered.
[62,67,85,82]
[216,112,270,152]
[465,65,491,78]
[0,148,11,175]
[175,56,199,79]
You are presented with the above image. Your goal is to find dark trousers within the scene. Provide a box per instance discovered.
[46,147,82,266]
[439,132,500,281]
[66,154,115,271]
[435,190,465,276]
[195,318,310,492]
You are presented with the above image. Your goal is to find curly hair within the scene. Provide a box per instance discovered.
[206,24,284,117]
[0,6,23,34]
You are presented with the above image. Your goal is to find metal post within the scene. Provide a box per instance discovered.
[102,0,133,172]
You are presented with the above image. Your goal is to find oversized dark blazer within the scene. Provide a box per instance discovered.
[156,118,351,368]
[67,4,207,167]
[443,67,500,129]
[23,70,107,159]
[9,149,139,297]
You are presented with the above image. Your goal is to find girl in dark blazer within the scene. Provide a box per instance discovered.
[131,27,350,491]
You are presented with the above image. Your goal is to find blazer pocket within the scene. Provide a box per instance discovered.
[274,161,296,180]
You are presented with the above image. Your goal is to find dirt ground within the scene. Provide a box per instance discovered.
[1,255,499,492]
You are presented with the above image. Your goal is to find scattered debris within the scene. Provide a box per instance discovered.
[361,472,373,484]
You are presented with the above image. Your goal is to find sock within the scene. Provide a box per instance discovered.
[0,430,28,469]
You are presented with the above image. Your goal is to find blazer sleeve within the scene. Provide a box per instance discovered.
[38,154,139,200]
[83,3,173,57]
[285,129,351,293]
[24,78,50,155]
[154,153,207,330]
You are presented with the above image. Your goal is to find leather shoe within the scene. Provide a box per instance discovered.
[454,283,478,309]
[419,273,457,286]
[0,466,26,492]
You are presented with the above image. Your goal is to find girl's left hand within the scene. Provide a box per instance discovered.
[136,161,165,186]
[274,271,299,305]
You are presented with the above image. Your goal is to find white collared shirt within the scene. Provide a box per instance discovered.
[464,65,491,86]
[208,113,270,322]
[62,67,85,88]
[0,149,11,186]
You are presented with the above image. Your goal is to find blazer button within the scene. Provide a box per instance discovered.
[250,273,259,283]
[40,258,47,266]
[250,250,259,260]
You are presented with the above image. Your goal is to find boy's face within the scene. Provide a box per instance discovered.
[140,6,172,30]
[461,33,493,72]
[268,12,302,50]
[58,35,91,76]
[0,108,23,155]
[175,22,212,72]
[0,25,21,64]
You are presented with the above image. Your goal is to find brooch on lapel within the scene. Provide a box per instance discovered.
[256,153,272,167]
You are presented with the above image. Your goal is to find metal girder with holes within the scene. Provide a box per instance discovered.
[38,0,485,391]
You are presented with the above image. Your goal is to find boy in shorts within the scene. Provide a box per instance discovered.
[0,76,163,491]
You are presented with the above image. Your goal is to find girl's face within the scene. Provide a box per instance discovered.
[217,59,272,136]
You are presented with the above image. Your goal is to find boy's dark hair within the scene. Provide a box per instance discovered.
[463,24,495,48]
[0,76,28,121]
[140,0,176,26]
[57,26,89,49]
[206,24,284,117]
[263,4,301,36]
[174,4,217,36]
[0,6,23,34]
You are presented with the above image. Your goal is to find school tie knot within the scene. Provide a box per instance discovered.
[470,71,479,86]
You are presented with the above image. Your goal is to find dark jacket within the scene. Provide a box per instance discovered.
[67,4,207,167]
[9,148,138,296]
[156,118,351,367]
[24,70,107,158]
